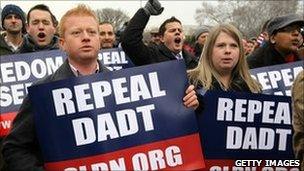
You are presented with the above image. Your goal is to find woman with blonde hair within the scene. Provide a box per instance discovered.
[188,23,261,93]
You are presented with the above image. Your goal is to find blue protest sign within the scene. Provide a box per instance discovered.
[0,48,134,137]
[198,91,293,159]
[250,61,303,96]
[0,50,65,136]
[197,91,298,170]
[28,60,205,170]
[97,48,134,70]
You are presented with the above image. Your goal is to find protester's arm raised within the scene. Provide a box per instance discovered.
[143,0,164,16]
[121,0,164,66]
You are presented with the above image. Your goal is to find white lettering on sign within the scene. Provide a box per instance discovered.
[72,104,155,146]
[226,126,291,151]
[52,72,166,116]
[0,57,63,84]
[217,98,290,124]
[63,145,183,171]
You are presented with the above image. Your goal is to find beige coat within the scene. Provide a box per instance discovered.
[292,70,304,171]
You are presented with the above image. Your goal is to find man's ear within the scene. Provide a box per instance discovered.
[59,38,65,51]
[160,35,165,43]
[270,35,276,44]
[26,24,30,33]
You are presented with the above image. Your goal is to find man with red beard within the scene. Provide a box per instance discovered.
[121,0,198,69]
[247,14,304,69]
[19,4,59,53]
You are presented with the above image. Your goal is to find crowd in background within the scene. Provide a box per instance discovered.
[1,3,303,61]
[0,1,303,170]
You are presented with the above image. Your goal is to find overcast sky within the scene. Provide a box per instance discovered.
[1,1,203,29]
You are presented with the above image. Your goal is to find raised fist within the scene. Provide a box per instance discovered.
[143,0,164,16]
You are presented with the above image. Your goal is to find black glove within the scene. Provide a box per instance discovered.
[143,0,164,16]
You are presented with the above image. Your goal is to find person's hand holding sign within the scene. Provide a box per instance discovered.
[183,85,199,110]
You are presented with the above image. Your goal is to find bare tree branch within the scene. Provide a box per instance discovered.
[95,8,130,30]
[195,0,303,38]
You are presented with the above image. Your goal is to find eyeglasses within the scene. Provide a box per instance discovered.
[278,25,301,33]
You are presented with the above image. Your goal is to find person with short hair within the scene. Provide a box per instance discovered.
[247,14,304,69]
[0,4,26,170]
[2,4,199,170]
[243,39,255,56]
[99,21,116,49]
[148,28,161,46]
[121,0,198,70]
[193,25,210,58]
[245,39,256,56]
[18,4,59,53]
[0,4,26,55]
[2,4,109,170]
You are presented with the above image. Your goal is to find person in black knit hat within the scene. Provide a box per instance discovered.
[0,4,26,55]
[1,5,26,167]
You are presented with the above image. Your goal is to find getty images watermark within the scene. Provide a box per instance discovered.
[235,160,300,167]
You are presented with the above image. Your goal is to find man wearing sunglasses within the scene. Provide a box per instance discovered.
[247,14,304,69]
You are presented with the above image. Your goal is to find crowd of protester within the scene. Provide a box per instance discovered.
[0,0,303,170]
[1,3,303,60]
